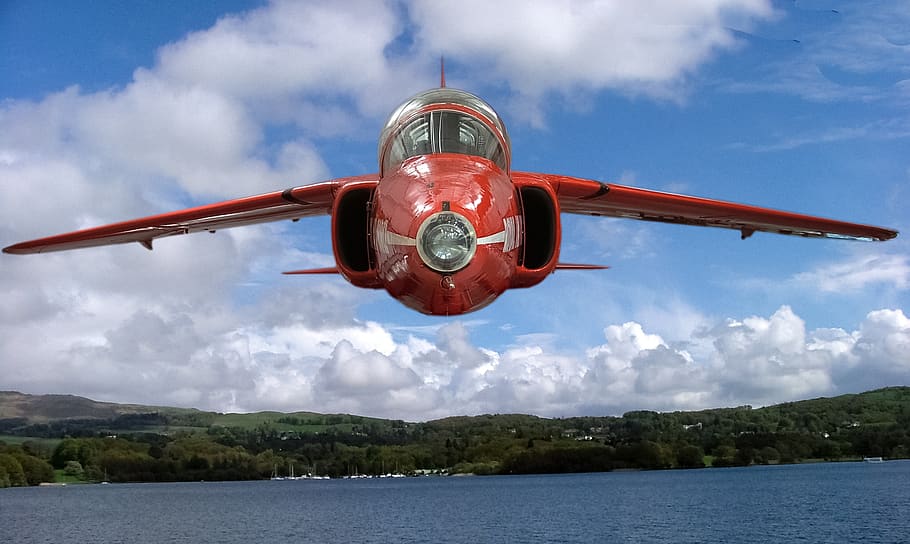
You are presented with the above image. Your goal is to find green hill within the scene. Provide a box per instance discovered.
[0,391,170,422]
[1,387,907,486]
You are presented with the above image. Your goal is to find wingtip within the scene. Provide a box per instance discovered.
[3,243,30,255]
[857,227,898,242]
[283,267,340,275]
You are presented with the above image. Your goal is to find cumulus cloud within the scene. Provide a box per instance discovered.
[411,0,773,96]
[8,298,907,420]
[155,0,429,124]
[316,341,421,394]
[1,2,905,421]
[1,0,782,240]
[412,0,775,125]
[843,309,910,389]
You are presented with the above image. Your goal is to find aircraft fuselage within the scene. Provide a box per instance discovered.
[372,153,522,315]
[5,86,896,316]
[344,87,558,315]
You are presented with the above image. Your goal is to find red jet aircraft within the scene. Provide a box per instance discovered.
[4,81,898,315]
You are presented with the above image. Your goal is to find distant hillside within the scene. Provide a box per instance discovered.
[2,387,909,428]
[0,391,174,422]
[0,390,399,437]
[2,387,907,485]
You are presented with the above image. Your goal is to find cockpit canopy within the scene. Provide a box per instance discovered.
[379,88,511,176]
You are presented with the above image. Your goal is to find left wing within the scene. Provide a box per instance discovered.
[514,172,898,242]
[3,175,378,254]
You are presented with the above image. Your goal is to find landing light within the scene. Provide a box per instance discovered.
[416,212,476,273]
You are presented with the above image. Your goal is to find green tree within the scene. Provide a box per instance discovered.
[637,441,673,469]
[756,446,780,464]
[734,447,754,466]
[814,439,841,460]
[64,460,85,477]
[676,445,705,468]
[0,454,27,486]
[51,438,100,469]
[712,445,736,467]
[14,453,55,485]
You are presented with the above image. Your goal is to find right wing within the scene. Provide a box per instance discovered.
[3,174,378,254]
[514,172,897,242]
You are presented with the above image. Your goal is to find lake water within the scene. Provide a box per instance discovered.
[2,461,908,543]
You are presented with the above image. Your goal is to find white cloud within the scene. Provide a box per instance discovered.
[413,0,774,90]
[155,0,428,124]
[411,0,774,124]
[3,246,908,419]
[733,250,910,302]
[793,253,910,292]
[840,308,910,390]
[316,340,422,395]
[1,2,906,422]
[708,306,832,404]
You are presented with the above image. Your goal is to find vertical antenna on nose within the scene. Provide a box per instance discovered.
[440,56,446,88]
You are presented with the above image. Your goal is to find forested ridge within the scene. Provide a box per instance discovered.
[1,387,908,487]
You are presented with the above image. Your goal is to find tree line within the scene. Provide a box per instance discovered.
[1,386,907,486]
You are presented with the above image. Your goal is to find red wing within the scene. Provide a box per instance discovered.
[3,175,378,254]
[514,172,897,242]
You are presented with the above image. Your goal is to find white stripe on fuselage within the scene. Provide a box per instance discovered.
[373,216,521,258]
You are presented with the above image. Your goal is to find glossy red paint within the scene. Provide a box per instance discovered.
[3,85,898,317]
[534,173,900,242]
[372,154,520,315]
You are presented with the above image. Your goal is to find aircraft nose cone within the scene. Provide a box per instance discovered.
[416,211,477,273]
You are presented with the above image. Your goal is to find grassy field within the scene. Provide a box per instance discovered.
[0,434,61,451]
[1,434,33,445]
[102,425,209,435]
[53,469,92,484]
[211,411,380,433]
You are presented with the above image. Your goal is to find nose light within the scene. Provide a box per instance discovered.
[416,211,476,273]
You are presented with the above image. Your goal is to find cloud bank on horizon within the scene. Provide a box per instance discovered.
[1,0,907,420]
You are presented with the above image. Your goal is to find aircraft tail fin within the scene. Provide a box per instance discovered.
[440,57,446,88]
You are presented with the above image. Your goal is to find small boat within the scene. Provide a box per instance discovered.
[863,457,884,463]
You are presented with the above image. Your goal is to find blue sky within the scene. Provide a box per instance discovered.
[1,0,907,419]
